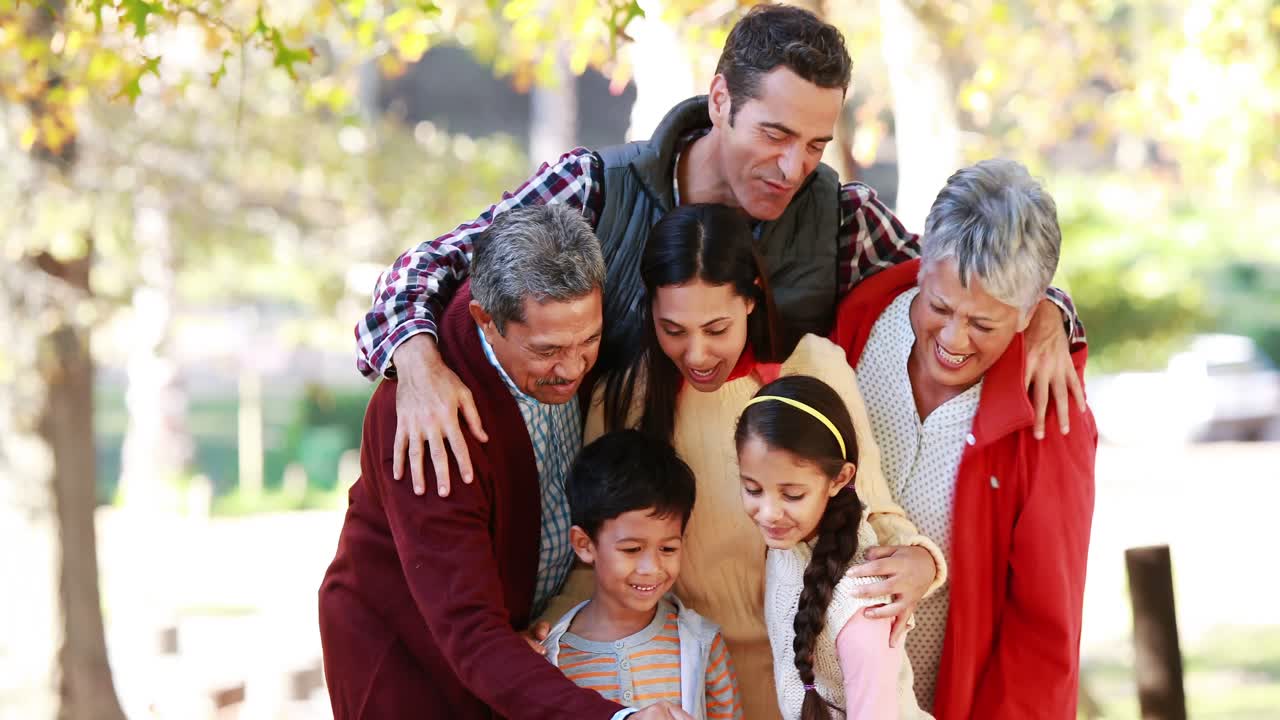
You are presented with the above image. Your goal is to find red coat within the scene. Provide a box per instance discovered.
[830,260,1097,720]
[318,282,622,719]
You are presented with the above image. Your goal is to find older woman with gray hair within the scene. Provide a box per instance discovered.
[831,159,1097,719]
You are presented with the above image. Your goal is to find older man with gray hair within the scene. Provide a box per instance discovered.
[319,205,692,720]
[833,159,1097,719]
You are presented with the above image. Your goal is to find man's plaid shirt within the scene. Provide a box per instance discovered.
[356,147,1084,379]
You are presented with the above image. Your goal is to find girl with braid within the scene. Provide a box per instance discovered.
[735,376,931,720]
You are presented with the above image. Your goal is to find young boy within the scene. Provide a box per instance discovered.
[543,430,743,720]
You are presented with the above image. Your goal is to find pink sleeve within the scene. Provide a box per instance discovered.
[834,610,900,720]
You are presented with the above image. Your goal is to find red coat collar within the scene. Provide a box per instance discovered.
[831,259,1035,448]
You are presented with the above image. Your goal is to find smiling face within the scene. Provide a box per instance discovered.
[571,509,683,616]
[470,289,603,404]
[652,279,755,392]
[707,67,844,221]
[910,259,1029,393]
[737,434,855,549]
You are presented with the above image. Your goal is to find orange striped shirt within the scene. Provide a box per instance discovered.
[556,601,742,719]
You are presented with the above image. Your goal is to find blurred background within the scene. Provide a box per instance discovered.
[2,1,1278,718]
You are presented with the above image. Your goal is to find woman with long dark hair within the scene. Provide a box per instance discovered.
[540,204,945,720]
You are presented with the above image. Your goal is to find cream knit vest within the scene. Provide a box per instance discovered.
[765,520,931,720]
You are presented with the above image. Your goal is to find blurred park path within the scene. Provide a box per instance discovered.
[92,442,1280,719]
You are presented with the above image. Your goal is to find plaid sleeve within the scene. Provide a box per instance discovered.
[355,147,606,379]
[1045,287,1088,349]
[704,633,743,720]
[836,182,1087,348]
[835,182,921,296]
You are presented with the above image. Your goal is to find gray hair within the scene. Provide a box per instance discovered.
[919,159,1062,315]
[470,204,605,334]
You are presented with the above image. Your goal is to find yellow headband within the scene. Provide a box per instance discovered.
[742,395,847,458]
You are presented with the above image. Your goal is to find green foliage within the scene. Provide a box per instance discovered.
[1051,173,1280,372]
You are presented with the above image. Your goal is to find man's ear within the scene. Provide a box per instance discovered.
[469,300,494,335]
[708,74,732,129]
[570,525,596,565]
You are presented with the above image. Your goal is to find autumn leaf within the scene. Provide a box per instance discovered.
[117,54,161,102]
[268,28,314,79]
[210,49,233,87]
[121,0,163,38]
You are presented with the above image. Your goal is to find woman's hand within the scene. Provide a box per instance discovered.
[845,545,936,647]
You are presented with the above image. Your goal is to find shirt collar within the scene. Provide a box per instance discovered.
[476,324,532,403]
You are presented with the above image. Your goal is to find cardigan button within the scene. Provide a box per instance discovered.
[990,475,1000,489]
[966,433,976,446]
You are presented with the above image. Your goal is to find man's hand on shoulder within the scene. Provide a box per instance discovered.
[391,334,489,497]
[1023,299,1087,440]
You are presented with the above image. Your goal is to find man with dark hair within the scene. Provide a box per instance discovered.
[355,2,1086,625]
[319,206,692,720]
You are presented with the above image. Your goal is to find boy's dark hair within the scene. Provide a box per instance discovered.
[569,430,697,540]
[715,4,853,124]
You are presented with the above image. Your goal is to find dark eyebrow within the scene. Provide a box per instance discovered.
[658,316,731,329]
[761,121,833,144]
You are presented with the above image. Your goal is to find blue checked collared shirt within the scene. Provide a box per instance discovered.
[477,325,580,617]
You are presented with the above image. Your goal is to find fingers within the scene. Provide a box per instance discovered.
[393,423,407,482]
[522,635,547,655]
[444,420,475,487]
[846,558,896,579]
[531,621,551,642]
[665,705,696,720]
[1023,345,1041,389]
[1032,365,1051,440]
[863,597,910,621]
[849,578,895,599]
[860,545,895,561]
[888,613,910,648]
[1053,372,1070,435]
[458,387,489,448]
[409,431,429,496]
[1068,364,1087,412]
[428,430,451,497]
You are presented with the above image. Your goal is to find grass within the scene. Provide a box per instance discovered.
[1082,625,1280,719]
[210,485,349,517]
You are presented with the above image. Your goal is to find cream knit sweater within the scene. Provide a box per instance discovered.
[540,335,945,720]
[766,525,932,719]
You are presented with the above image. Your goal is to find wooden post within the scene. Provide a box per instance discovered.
[237,367,263,500]
[1125,545,1187,720]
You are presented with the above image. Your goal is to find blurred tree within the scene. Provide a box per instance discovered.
[0,3,128,718]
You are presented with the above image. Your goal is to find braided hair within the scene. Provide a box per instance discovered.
[734,375,863,720]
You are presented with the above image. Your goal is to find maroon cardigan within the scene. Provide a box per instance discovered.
[319,282,622,719]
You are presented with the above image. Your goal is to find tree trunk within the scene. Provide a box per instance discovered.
[118,199,191,511]
[878,0,962,230]
[1,1,127,716]
[34,251,127,720]
[529,47,578,164]
[11,249,127,717]
[623,0,695,142]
